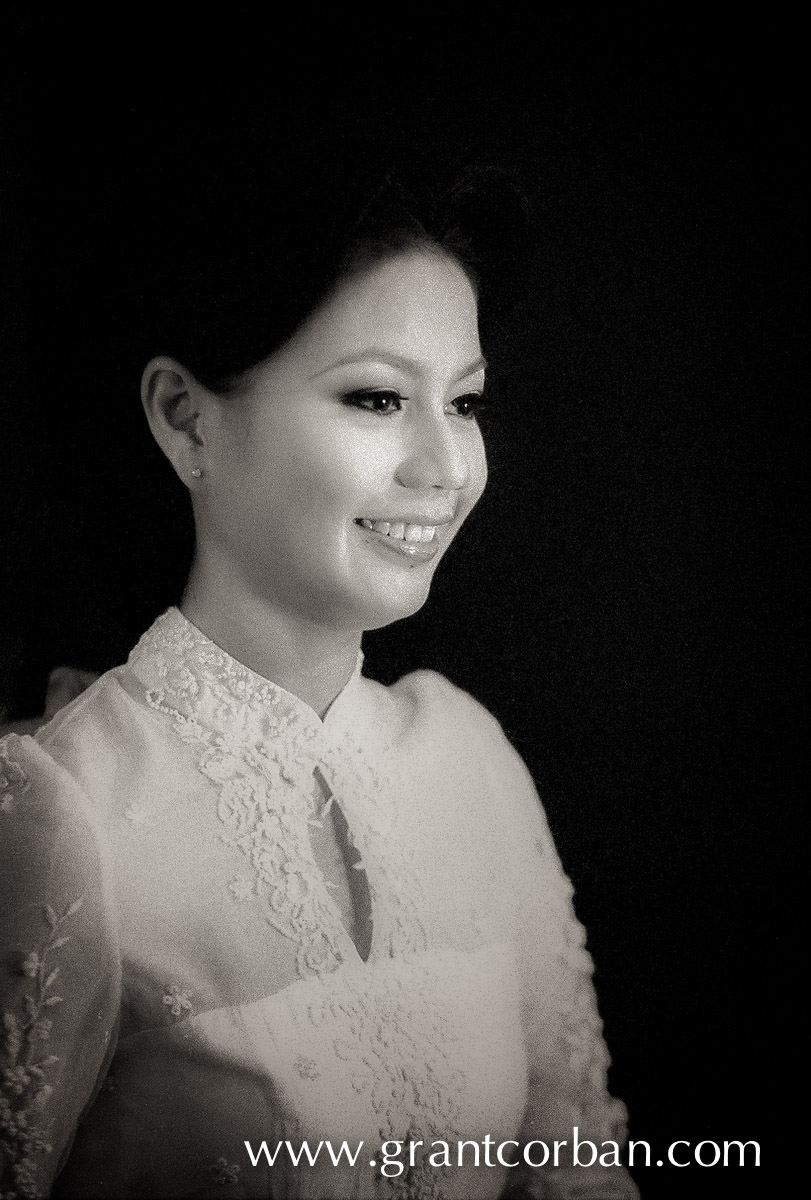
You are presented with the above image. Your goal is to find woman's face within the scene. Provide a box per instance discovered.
[196,249,488,632]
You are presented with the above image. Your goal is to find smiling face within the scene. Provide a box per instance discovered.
[193,249,488,633]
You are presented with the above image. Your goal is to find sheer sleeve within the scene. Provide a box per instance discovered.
[485,728,639,1200]
[1,734,120,1200]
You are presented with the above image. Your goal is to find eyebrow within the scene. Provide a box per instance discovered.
[310,350,488,384]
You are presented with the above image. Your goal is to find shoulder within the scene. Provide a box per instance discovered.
[36,665,131,744]
[387,667,503,735]
[0,731,111,905]
[386,669,558,841]
[1,678,145,917]
[381,668,535,791]
[1,666,145,828]
[34,666,145,793]
[357,666,506,757]
[1,730,80,815]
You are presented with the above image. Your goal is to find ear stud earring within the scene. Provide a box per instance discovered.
[191,468,203,479]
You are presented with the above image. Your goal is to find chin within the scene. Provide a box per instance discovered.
[341,577,434,633]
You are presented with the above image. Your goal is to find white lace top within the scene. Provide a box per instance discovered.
[0,608,637,1199]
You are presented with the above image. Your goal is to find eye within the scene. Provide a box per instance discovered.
[342,389,403,415]
[449,392,487,419]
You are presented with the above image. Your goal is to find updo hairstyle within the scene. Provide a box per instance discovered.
[130,120,530,394]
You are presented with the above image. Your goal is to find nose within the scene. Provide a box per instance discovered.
[394,410,471,492]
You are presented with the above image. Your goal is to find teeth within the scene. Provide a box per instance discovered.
[358,519,438,543]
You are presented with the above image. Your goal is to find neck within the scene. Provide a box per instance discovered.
[180,563,362,720]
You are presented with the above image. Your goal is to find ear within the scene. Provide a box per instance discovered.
[141,356,208,486]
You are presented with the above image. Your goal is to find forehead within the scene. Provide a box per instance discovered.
[279,250,482,378]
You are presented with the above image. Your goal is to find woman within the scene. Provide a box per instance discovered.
[0,145,639,1198]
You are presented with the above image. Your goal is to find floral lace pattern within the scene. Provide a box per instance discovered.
[123,802,154,829]
[304,968,468,1200]
[1,899,83,1200]
[228,876,254,903]
[293,1055,320,1081]
[162,985,193,1020]
[128,609,428,979]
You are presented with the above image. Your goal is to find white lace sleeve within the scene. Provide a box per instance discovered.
[0,735,120,1199]
[484,727,640,1200]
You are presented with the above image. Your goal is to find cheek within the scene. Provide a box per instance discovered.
[240,420,369,509]
[466,434,489,508]
[299,427,394,509]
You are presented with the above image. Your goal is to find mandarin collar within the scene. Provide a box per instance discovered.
[127,607,364,751]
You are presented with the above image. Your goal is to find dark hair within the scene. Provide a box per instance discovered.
[130,123,529,392]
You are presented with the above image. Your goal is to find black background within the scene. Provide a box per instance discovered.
[1,10,804,1197]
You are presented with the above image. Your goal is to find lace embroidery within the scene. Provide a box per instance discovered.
[123,802,154,828]
[1,899,82,1200]
[0,743,29,814]
[305,969,467,1200]
[162,985,193,1019]
[130,612,344,977]
[228,876,254,903]
[128,609,428,979]
[292,1055,320,1081]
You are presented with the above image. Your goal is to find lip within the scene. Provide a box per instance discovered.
[358,514,455,526]
[354,520,443,563]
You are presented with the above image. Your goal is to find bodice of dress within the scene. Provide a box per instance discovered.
[1,608,638,1199]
